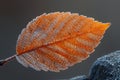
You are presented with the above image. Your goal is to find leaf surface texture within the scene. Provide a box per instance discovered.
[16,12,110,72]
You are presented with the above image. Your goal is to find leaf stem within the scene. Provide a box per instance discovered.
[0,54,17,66]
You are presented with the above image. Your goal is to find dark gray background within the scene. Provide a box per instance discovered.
[0,0,119,80]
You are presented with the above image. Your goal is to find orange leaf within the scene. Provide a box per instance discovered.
[16,12,110,72]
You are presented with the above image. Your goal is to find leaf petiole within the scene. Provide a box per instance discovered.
[0,54,17,66]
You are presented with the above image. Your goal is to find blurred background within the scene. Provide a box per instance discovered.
[0,0,119,80]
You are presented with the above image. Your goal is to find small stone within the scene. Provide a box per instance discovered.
[89,50,120,80]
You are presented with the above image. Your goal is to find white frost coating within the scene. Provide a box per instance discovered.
[44,46,69,70]
[76,37,95,47]
[47,13,72,42]
[48,45,74,66]
[31,28,47,41]
[16,48,70,72]
[62,16,78,35]
[26,13,46,29]
[87,33,102,47]
[40,48,64,69]
[16,55,29,67]
[16,51,50,71]
[16,12,107,72]
[64,42,88,55]
[47,46,69,64]
[28,51,49,71]
[18,54,41,71]
[31,28,42,40]
[24,53,42,71]
[37,33,47,41]
[87,33,100,40]
[74,16,87,32]
[32,13,59,45]
[17,54,41,71]
[64,42,86,61]
[48,44,74,62]
[46,15,59,33]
